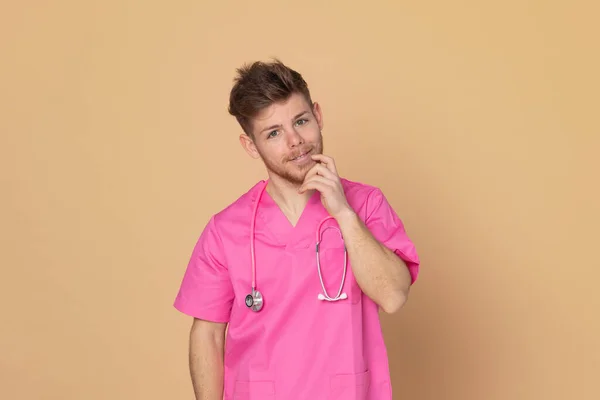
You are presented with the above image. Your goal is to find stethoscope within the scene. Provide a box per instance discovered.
[245,180,348,312]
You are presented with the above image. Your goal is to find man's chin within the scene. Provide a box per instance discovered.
[267,160,316,184]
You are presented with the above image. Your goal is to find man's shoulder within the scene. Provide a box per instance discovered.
[340,177,381,199]
[209,180,264,226]
[340,177,391,217]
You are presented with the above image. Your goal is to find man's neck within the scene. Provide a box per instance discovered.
[265,175,315,225]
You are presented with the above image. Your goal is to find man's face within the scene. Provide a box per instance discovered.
[241,92,324,185]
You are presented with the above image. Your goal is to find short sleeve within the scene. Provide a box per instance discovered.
[173,216,234,322]
[365,188,420,284]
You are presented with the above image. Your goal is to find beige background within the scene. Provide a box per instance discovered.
[1,1,598,399]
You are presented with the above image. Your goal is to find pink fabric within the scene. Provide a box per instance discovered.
[174,178,420,400]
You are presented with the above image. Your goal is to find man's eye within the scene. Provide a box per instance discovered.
[268,130,278,138]
[295,119,307,126]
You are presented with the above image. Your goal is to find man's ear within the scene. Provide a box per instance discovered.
[239,133,260,159]
[312,102,324,131]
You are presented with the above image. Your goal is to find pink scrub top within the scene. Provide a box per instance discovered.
[174,178,420,400]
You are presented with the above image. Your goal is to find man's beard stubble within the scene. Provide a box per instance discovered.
[261,138,323,186]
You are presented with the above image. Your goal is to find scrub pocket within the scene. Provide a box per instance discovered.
[233,380,275,400]
[329,370,371,399]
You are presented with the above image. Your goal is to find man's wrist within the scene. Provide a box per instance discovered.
[334,207,359,228]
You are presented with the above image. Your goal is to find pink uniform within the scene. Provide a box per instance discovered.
[174,178,420,400]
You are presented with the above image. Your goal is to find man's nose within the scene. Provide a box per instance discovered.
[286,128,304,147]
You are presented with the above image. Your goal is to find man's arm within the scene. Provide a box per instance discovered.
[336,209,412,314]
[189,318,227,400]
[298,154,418,314]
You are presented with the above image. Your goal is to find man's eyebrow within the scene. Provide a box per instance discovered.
[293,111,309,120]
[259,111,310,134]
[260,123,281,134]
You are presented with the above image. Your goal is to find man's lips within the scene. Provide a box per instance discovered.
[290,149,312,161]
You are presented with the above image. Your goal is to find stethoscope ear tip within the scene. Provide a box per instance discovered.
[317,292,348,301]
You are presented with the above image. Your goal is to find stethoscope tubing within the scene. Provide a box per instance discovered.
[250,180,267,291]
[316,222,348,301]
[248,180,348,311]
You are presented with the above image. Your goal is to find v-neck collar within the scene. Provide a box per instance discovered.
[256,185,329,249]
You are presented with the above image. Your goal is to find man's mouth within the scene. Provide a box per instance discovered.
[290,149,312,162]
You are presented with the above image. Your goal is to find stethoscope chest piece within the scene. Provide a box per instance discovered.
[245,289,263,312]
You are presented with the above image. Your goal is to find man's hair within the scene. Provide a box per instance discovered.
[228,59,313,137]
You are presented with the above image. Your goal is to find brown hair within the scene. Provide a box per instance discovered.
[228,59,313,137]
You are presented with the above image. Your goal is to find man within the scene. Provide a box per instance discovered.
[173,59,420,400]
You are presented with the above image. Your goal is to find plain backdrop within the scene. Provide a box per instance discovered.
[1,1,598,399]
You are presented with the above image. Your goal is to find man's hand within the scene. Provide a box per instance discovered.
[298,154,354,220]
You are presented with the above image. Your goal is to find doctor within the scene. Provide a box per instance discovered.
[173,59,420,400]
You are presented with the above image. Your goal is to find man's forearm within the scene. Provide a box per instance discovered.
[189,323,225,400]
[336,209,412,313]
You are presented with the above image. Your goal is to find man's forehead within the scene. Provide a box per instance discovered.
[254,96,311,126]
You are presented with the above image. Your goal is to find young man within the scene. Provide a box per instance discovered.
[173,59,420,400]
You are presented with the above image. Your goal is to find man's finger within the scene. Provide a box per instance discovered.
[302,175,335,189]
[310,154,338,175]
[298,176,334,193]
[304,163,336,181]
[298,181,329,194]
